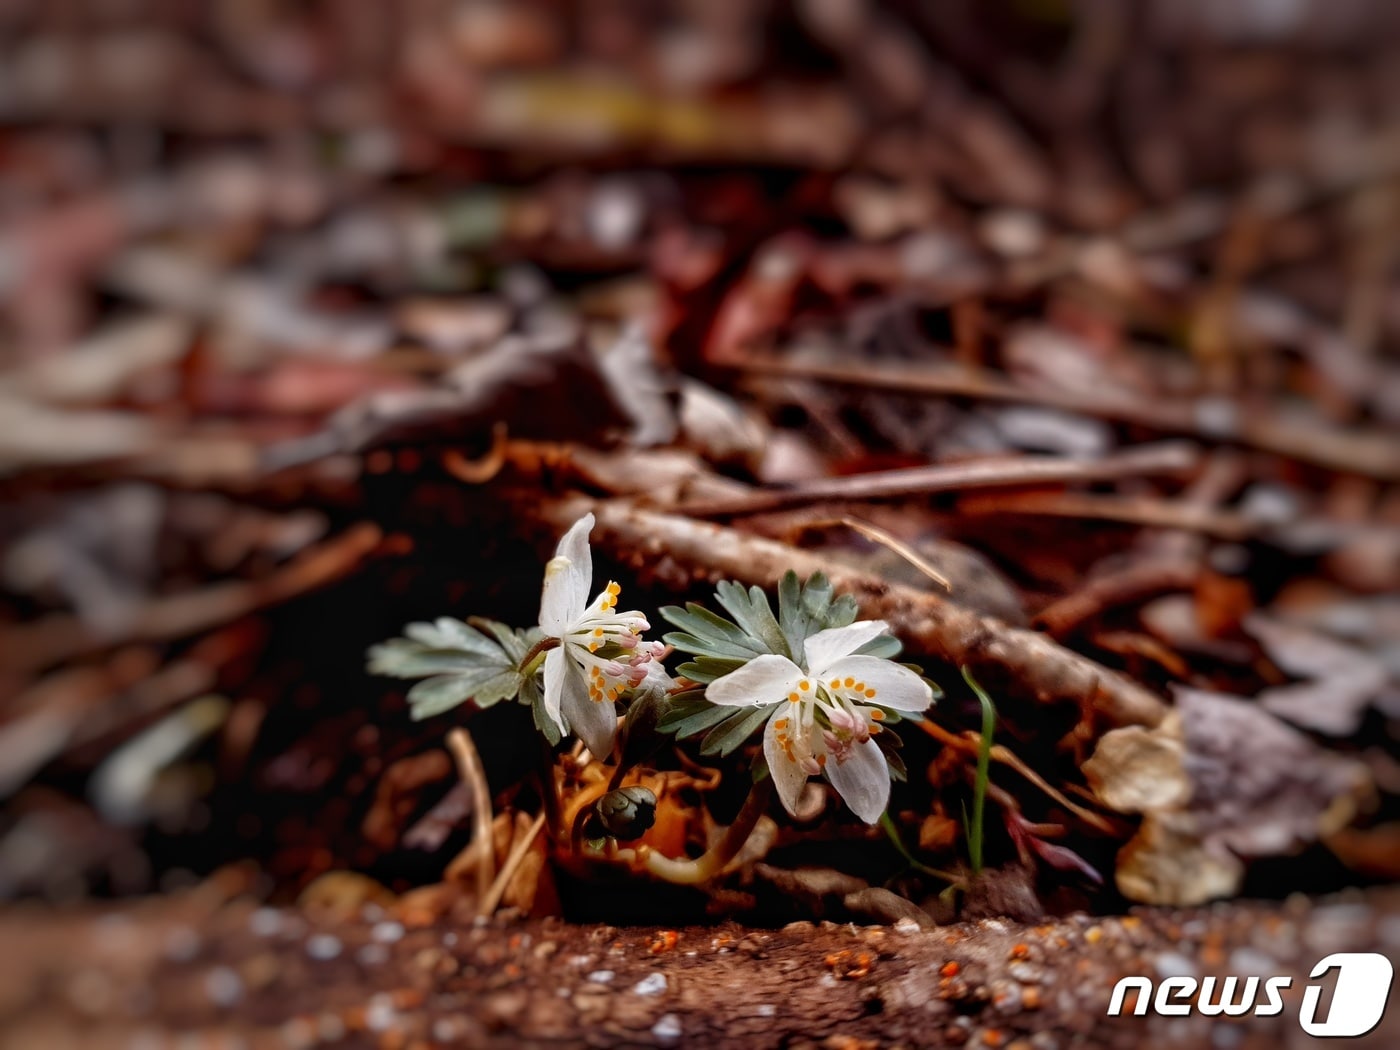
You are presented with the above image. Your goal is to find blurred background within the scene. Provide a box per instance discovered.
[0,2,1398,1040]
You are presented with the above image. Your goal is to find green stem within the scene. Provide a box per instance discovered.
[519,636,560,677]
[592,778,774,886]
[963,667,997,876]
[878,812,964,884]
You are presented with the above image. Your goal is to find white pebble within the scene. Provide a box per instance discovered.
[204,966,243,1007]
[249,908,283,937]
[893,917,921,935]
[651,1014,682,1042]
[370,921,405,944]
[756,1004,776,1017]
[587,969,616,984]
[365,995,397,1032]
[356,943,389,966]
[1153,952,1197,979]
[164,927,200,962]
[632,973,667,996]
[306,934,342,961]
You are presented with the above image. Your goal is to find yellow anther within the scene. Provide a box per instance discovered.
[829,678,840,689]
[773,718,789,730]
[799,680,810,691]
[870,709,885,721]
[844,677,855,688]
[854,682,865,692]
[788,692,800,703]
[606,582,621,596]
[593,628,604,637]
[864,689,877,699]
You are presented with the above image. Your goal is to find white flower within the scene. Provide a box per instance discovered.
[705,620,933,823]
[537,513,665,757]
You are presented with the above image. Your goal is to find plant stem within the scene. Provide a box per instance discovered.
[519,636,560,677]
[594,778,774,886]
[963,667,997,876]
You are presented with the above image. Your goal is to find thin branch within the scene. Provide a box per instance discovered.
[539,497,1168,728]
[0,523,383,675]
[677,442,1199,518]
[479,811,547,917]
[445,728,496,904]
[737,357,1400,480]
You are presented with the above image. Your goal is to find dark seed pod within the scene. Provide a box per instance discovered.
[594,785,657,840]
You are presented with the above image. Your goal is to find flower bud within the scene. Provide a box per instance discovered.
[594,785,657,840]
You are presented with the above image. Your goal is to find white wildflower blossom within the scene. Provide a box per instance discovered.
[537,513,665,756]
[705,620,933,823]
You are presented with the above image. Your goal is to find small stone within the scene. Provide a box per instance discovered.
[306,934,342,961]
[371,921,405,943]
[989,979,1022,1014]
[587,969,615,984]
[756,1004,776,1017]
[315,1014,346,1042]
[894,917,922,935]
[1008,962,1045,984]
[164,926,200,962]
[249,908,284,937]
[204,966,243,1007]
[1153,952,1197,980]
[632,973,667,996]
[651,1013,683,1043]
[356,943,390,966]
[365,994,398,1032]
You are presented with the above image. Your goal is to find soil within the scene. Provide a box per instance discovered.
[4,889,1397,1049]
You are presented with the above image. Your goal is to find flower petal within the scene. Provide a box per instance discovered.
[764,710,813,817]
[803,620,891,674]
[822,656,934,713]
[539,514,594,634]
[706,654,804,708]
[542,648,567,728]
[561,664,618,759]
[824,735,890,824]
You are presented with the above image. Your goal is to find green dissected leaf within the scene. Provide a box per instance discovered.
[616,685,669,770]
[663,632,760,661]
[853,634,903,659]
[699,704,777,757]
[660,604,766,659]
[523,674,563,747]
[714,580,791,659]
[408,666,522,720]
[367,640,495,679]
[469,618,541,664]
[403,617,502,657]
[674,655,749,684]
[656,693,733,738]
[370,616,535,720]
[873,725,907,781]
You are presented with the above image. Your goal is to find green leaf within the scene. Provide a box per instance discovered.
[367,640,495,679]
[660,604,765,658]
[674,655,749,684]
[469,618,540,664]
[714,581,790,659]
[699,704,776,757]
[853,634,903,659]
[962,667,997,876]
[403,617,501,657]
[656,695,733,738]
[662,632,760,661]
[523,674,562,746]
[407,666,522,719]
